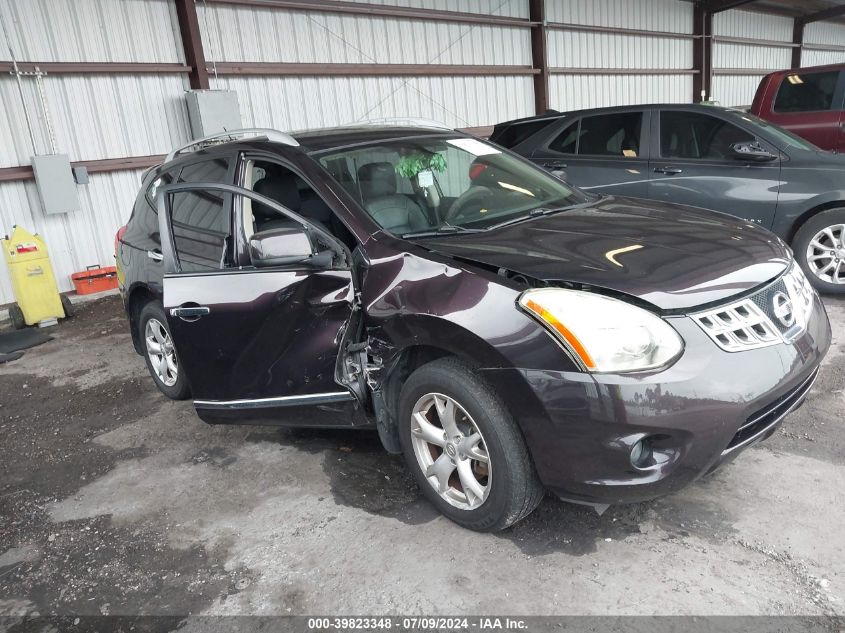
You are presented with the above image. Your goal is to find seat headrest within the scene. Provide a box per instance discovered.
[357,162,397,199]
[253,168,301,218]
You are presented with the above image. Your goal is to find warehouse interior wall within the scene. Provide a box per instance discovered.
[1,0,844,306]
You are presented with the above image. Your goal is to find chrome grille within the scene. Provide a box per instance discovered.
[692,263,817,353]
[693,298,781,352]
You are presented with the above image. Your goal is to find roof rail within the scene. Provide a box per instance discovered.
[353,117,453,130]
[164,128,299,164]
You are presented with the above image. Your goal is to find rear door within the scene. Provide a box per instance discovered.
[530,110,651,198]
[648,109,781,227]
[156,181,363,427]
[764,69,844,151]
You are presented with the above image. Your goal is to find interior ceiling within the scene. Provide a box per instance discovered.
[688,0,845,22]
[753,0,845,17]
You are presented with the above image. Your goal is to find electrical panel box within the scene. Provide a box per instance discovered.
[31,154,80,215]
[185,90,242,138]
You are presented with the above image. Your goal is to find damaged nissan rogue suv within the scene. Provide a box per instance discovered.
[116,124,831,531]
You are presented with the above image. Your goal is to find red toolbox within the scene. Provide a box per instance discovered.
[71,265,118,295]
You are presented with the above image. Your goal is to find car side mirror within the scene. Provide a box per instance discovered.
[730,141,777,162]
[249,227,331,268]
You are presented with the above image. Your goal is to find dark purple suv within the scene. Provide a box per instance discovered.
[116,124,831,531]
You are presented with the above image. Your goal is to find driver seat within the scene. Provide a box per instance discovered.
[357,162,428,234]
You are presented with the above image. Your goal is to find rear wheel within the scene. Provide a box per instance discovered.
[138,302,190,400]
[398,357,544,531]
[60,294,75,319]
[9,303,25,330]
[792,208,845,294]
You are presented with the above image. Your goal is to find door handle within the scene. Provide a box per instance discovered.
[170,306,210,320]
[147,249,163,262]
[543,161,567,169]
[654,166,683,175]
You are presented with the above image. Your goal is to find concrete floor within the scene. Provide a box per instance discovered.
[0,294,843,618]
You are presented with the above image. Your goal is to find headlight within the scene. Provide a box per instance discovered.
[518,288,684,373]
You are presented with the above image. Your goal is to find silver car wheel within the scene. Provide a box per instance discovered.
[806,223,845,285]
[145,318,178,387]
[410,392,491,510]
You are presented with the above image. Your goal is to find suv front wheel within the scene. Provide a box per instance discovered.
[138,302,190,400]
[793,208,845,294]
[398,357,544,531]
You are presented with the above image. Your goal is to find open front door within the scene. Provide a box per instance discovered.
[157,182,365,427]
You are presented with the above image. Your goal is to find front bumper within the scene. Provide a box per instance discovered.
[481,292,831,506]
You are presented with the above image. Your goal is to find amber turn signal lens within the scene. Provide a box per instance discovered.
[523,299,596,369]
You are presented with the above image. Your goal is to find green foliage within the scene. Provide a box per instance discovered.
[395,152,447,179]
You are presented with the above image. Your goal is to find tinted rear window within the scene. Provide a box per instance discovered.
[773,71,839,113]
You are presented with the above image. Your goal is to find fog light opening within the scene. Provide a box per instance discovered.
[630,438,653,469]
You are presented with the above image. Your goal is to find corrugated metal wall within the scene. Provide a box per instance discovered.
[0,0,191,305]
[197,1,534,129]
[2,0,844,306]
[711,9,792,106]
[802,21,845,67]
[546,0,693,110]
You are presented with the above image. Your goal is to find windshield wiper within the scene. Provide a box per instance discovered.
[401,225,485,239]
[486,204,578,231]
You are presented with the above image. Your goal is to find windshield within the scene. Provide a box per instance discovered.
[736,112,821,152]
[315,136,591,236]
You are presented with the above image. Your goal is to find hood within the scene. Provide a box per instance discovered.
[418,196,791,311]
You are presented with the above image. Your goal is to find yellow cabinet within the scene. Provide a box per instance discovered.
[2,226,68,328]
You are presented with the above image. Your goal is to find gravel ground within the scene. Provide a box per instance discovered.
[0,295,843,621]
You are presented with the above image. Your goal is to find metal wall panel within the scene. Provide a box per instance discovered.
[0,170,145,304]
[0,74,192,168]
[550,74,693,111]
[710,75,761,108]
[346,0,528,18]
[0,0,182,63]
[802,49,845,67]
[711,9,792,106]
[548,32,691,69]
[211,74,534,129]
[802,21,845,67]
[197,4,531,66]
[544,0,692,32]
[545,0,693,109]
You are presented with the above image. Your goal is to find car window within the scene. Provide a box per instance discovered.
[773,71,839,113]
[660,111,755,160]
[576,112,642,157]
[494,118,560,148]
[315,136,590,234]
[548,120,579,154]
[168,157,232,272]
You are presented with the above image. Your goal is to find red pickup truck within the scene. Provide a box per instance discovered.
[750,64,845,152]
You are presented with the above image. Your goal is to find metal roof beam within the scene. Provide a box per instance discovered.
[700,0,759,13]
[796,4,845,25]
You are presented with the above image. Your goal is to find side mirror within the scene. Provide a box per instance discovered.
[249,227,331,268]
[730,141,777,162]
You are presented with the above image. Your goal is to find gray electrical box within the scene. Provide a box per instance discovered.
[31,154,80,215]
[185,90,242,138]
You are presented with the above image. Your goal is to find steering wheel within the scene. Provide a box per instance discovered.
[444,186,493,223]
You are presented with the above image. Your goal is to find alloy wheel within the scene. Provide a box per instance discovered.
[145,318,178,387]
[806,224,845,285]
[410,392,491,510]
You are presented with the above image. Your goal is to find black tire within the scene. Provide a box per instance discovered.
[9,303,26,330]
[60,294,75,319]
[792,208,845,294]
[398,357,545,531]
[138,302,191,400]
